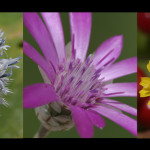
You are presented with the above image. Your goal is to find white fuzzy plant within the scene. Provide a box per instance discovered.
[0,30,21,106]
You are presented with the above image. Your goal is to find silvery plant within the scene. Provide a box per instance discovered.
[0,30,21,106]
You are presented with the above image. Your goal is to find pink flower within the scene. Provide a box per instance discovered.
[23,12,137,138]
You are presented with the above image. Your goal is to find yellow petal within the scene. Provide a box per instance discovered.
[139,88,150,97]
[140,77,150,90]
[148,100,150,106]
[147,61,150,72]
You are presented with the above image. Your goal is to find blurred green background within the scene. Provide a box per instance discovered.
[0,13,23,138]
[138,30,150,74]
[24,13,137,138]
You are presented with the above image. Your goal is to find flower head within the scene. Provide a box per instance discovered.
[0,30,21,106]
[139,61,150,106]
[23,13,137,137]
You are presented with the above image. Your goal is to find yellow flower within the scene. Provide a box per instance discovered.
[139,61,150,106]
[147,61,150,72]
[139,77,150,97]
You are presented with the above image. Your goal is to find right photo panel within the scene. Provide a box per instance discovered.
[138,12,150,138]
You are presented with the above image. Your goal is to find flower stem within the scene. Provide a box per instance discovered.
[34,125,51,138]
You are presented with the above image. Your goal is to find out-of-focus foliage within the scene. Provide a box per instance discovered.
[138,30,150,75]
[0,13,23,138]
[138,13,150,74]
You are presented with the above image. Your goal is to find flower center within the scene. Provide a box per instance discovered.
[53,55,105,108]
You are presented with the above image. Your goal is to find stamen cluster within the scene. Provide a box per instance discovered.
[54,55,106,108]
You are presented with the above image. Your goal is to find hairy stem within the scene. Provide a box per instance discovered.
[34,125,51,138]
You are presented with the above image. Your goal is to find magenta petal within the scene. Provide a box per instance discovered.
[23,83,59,108]
[100,98,137,116]
[93,35,123,69]
[87,110,106,129]
[90,105,137,136]
[101,57,137,82]
[69,12,92,61]
[23,12,59,69]
[70,105,93,138]
[104,83,137,97]
[23,41,56,83]
[41,12,66,63]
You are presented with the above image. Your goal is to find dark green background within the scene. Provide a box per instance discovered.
[138,30,150,74]
[24,13,137,138]
[0,13,23,138]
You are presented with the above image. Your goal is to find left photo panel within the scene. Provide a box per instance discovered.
[0,13,23,138]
